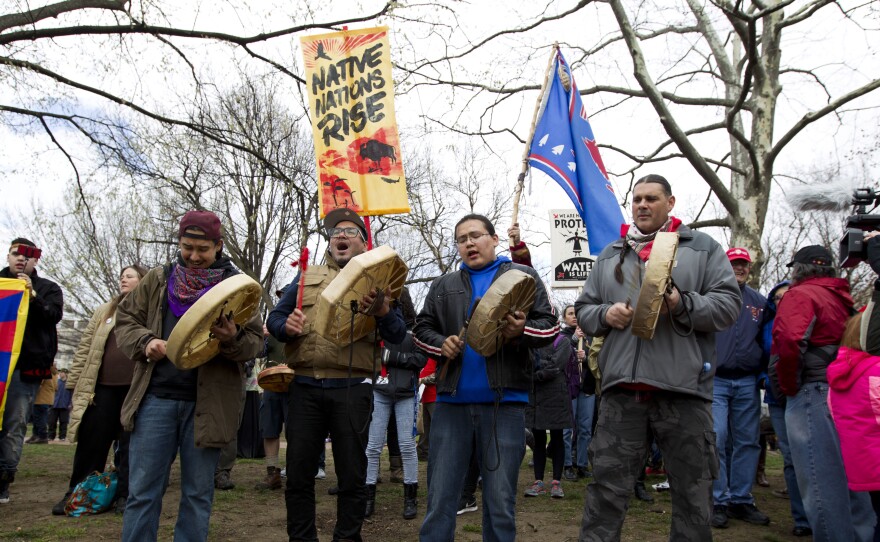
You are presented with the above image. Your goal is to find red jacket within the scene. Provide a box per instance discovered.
[420,358,437,404]
[772,277,853,395]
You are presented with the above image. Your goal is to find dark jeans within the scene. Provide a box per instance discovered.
[462,439,480,496]
[69,384,130,498]
[31,404,50,439]
[285,382,372,542]
[417,402,435,461]
[532,428,564,481]
[48,408,70,440]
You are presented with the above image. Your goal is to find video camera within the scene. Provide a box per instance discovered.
[840,188,880,267]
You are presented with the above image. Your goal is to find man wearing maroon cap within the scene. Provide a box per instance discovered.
[115,210,263,542]
[711,247,771,529]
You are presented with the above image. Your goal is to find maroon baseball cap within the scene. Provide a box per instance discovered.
[178,210,222,240]
[726,247,751,263]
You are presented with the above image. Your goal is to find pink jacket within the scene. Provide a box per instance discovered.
[828,346,880,491]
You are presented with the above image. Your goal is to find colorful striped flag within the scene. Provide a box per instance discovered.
[0,278,30,430]
[528,50,624,255]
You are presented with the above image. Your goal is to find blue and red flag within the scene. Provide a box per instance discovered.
[0,278,30,430]
[528,50,624,255]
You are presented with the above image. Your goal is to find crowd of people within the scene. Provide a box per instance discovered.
[0,174,879,541]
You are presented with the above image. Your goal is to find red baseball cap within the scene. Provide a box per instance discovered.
[726,247,751,263]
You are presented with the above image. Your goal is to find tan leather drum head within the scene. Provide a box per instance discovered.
[631,232,679,340]
[166,274,262,370]
[315,245,408,346]
[467,269,536,357]
[258,365,295,393]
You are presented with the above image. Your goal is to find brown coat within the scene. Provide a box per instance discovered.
[34,375,56,405]
[115,264,263,448]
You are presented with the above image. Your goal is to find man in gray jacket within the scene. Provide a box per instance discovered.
[575,175,741,541]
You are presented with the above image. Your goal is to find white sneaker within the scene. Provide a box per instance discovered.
[652,480,670,492]
[315,468,326,480]
[280,468,287,478]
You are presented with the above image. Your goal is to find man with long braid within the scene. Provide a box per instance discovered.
[575,175,741,540]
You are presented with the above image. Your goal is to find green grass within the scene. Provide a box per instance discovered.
[4,432,805,541]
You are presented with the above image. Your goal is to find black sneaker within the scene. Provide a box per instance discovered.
[711,505,729,529]
[0,481,9,505]
[563,466,577,481]
[728,503,770,525]
[456,494,477,515]
[52,492,71,516]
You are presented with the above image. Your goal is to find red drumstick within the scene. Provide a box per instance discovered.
[290,247,309,311]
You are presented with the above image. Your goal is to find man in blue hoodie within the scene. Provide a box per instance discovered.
[711,247,771,529]
[414,214,558,542]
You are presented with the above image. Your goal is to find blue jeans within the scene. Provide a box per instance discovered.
[769,403,810,529]
[0,370,40,478]
[122,395,221,542]
[366,392,418,484]
[563,392,595,468]
[712,375,760,506]
[420,402,525,542]
[786,383,876,542]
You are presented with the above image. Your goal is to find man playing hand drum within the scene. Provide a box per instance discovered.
[116,210,263,542]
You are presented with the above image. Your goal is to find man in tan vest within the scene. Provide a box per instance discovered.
[267,208,406,542]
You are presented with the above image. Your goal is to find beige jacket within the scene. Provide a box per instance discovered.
[115,264,263,448]
[65,302,114,443]
[283,263,379,379]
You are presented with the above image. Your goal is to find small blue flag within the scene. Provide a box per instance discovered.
[528,50,624,255]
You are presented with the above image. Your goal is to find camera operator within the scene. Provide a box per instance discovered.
[770,244,875,541]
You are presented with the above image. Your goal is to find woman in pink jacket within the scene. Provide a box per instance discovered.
[828,304,880,538]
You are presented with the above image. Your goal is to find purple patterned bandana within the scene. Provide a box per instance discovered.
[167,263,225,317]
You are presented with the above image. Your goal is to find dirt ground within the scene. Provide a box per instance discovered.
[1,439,810,541]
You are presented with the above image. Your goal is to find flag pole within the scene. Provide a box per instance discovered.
[510,43,559,247]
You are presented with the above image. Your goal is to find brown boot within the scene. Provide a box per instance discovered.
[255,466,282,490]
[389,454,404,484]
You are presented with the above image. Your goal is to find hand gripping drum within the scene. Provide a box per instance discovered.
[314,245,408,346]
[466,269,536,357]
[166,274,263,369]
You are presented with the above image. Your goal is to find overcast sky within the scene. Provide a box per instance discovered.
[2,0,879,292]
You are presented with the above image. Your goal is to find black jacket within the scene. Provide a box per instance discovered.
[526,334,573,430]
[413,261,559,395]
[375,331,428,399]
[0,268,63,381]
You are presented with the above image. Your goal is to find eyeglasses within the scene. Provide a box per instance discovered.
[326,227,362,239]
[455,232,492,245]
